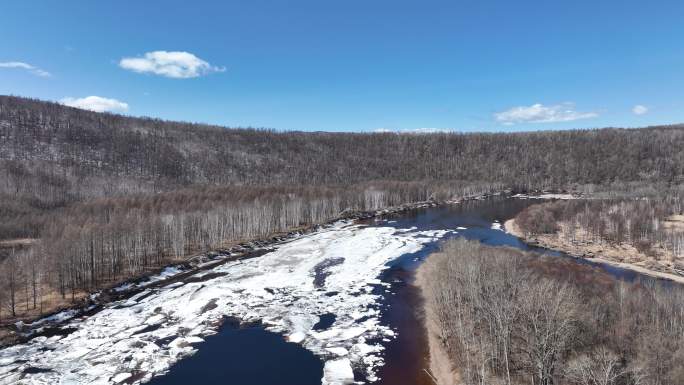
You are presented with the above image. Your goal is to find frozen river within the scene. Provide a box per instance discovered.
[0,196,660,385]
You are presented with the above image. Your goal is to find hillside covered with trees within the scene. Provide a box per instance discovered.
[1,95,684,323]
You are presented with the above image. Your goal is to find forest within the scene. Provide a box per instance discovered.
[0,181,498,320]
[1,94,684,323]
[514,194,684,276]
[419,238,684,385]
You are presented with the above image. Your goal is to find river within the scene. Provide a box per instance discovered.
[0,196,668,385]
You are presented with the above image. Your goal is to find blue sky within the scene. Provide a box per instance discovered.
[1,0,683,132]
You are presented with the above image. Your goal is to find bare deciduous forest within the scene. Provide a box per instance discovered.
[515,196,684,275]
[420,239,684,385]
[1,94,684,325]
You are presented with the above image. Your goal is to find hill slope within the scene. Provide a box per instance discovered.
[1,95,684,323]
[3,95,684,204]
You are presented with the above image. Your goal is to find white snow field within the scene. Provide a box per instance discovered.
[0,221,452,385]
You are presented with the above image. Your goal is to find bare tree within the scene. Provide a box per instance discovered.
[565,348,626,385]
[518,280,580,385]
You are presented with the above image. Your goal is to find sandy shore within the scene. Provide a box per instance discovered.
[415,260,460,385]
[504,219,684,285]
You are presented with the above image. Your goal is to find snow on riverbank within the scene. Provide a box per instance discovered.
[0,221,452,385]
[512,193,578,200]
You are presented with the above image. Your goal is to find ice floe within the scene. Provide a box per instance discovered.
[323,358,355,385]
[0,221,451,385]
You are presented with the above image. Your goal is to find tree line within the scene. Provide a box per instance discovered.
[0,181,499,320]
[515,192,684,267]
[420,238,684,385]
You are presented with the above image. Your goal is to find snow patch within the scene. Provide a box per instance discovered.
[111,372,132,383]
[512,193,577,200]
[0,222,450,385]
[323,358,355,385]
[326,347,349,356]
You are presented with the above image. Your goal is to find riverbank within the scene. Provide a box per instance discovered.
[413,234,684,385]
[0,191,504,349]
[415,256,459,385]
[0,214,456,385]
[0,199,429,346]
[504,218,684,284]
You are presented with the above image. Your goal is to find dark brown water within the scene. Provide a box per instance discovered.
[372,196,540,385]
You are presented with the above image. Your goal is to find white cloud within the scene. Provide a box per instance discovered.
[373,127,453,134]
[407,127,453,133]
[495,103,598,125]
[119,51,225,78]
[0,61,51,77]
[59,96,129,113]
[632,105,648,115]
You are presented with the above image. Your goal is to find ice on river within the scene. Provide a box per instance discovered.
[0,221,452,385]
